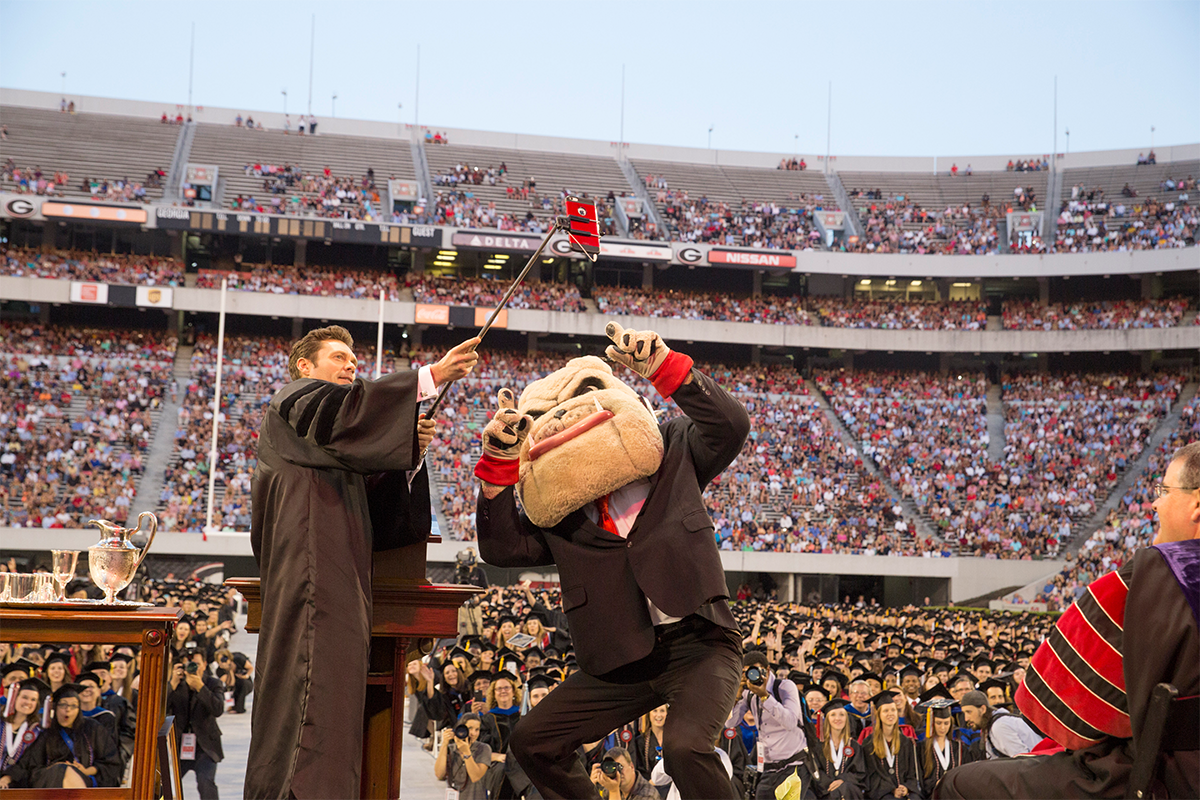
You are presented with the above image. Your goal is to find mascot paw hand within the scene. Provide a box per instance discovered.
[604,321,693,397]
[475,388,530,485]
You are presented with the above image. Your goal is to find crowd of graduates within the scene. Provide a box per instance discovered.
[0,576,248,791]
[410,575,1053,799]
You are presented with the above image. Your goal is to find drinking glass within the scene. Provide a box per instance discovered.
[51,550,80,602]
[33,573,56,602]
[0,572,10,601]
[7,574,35,602]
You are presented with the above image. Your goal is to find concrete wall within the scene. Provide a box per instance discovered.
[0,528,1062,604]
[4,86,1197,171]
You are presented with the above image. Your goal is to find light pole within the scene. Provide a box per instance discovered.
[794,134,798,159]
[60,71,66,95]
[281,90,288,116]
[1151,125,1155,152]
[332,93,338,118]
[1065,128,1070,156]
[708,125,713,149]
[398,102,403,131]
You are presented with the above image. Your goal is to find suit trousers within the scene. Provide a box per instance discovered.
[180,751,219,800]
[510,615,742,800]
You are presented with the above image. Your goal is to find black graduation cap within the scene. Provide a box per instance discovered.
[929,660,952,676]
[74,671,102,688]
[821,698,852,715]
[858,671,883,687]
[899,665,922,681]
[822,670,848,690]
[109,653,136,666]
[525,674,557,692]
[17,677,52,697]
[497,615,518,627]
[978,677,1011,698]
[470,670,495,686]
[524,648,545,660]
[447,647,472,663]
[868,690,899,708]
[918,683,955,705]
[801,683,831,700]
[0,659,38,679]
[972,655,994,670]
[83,660,111,673]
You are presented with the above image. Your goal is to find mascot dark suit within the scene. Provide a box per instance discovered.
[475,322,749,800]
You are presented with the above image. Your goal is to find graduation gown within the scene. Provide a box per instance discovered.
[919,735,973,796]
[862,734,923,800]
[940,541,1200,799]
[4,717,121,788]
[811,738,866,799]
[245,371,431,800]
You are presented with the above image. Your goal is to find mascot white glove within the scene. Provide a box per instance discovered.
[604,321,694,397]
[474,388,532,486]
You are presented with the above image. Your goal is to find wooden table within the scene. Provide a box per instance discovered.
[0,604,182,799]
[228,541,482,799]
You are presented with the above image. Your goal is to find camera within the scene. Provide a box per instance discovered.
[600,757,622,778]
[453,724,471,740]
[745,666,766,686]
[186,662,200,675]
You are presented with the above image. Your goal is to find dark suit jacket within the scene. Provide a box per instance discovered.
[167,673,225,762]
[477,367,749,676]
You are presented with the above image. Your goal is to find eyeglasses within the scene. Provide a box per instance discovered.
[56,702,80,710]
[1154,483,1198,499]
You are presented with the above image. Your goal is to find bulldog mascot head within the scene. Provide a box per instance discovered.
[474,322,694,527]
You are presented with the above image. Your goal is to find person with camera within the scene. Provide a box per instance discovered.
[434,712,492,800]
[167,645,224,800]
[591,747,659,800]
[727,651,810,800]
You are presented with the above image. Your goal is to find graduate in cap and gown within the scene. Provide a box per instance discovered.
[917,696,975,797]
[0,678,48,778]
[1,684,121,789]
[811,699,865,799]
[860,690,923,800]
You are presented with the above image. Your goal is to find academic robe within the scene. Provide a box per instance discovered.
[3,717,121,788]
[938,540,1200,799]
[811,738,866,799]
[919,735,973,797]
[862,734,923,800]
[244,371,431,800]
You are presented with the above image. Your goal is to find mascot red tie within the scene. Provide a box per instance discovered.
[595,493,620,535]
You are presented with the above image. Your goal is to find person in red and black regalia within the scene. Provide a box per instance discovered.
[937,441,1200,799]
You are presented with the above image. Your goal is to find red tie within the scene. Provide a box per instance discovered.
[596,493,619,535]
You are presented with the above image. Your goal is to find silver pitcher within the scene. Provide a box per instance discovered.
[88,512,157,604]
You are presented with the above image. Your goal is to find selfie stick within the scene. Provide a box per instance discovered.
[421,217,597,421]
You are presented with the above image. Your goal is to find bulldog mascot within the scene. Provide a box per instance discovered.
[475,322,750,799]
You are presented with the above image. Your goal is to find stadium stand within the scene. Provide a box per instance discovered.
[187,122,416,220]
[425,143,630,235]
[195,263,402,300]
[630,157,834,247]
[0,105,175,202]
[2,246,185,285]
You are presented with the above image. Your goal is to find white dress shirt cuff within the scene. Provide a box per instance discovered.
[417,365,438,402]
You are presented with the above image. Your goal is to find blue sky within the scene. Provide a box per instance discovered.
[1,0,1197,157]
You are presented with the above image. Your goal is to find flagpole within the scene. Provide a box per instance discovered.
[203,277,227,540]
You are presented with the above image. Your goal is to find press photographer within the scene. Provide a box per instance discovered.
[167,644,225,800]
[589,747,658,800]
[727,651,810,800]
[434,712,491,800]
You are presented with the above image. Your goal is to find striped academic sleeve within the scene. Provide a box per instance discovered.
[1016,568,1132,750]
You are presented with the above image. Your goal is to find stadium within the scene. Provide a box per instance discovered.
[0,3,1198,797]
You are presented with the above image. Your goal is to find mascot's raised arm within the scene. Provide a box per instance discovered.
[474,321,750,800]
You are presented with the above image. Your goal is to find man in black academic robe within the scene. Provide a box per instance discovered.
[244,327,478,800]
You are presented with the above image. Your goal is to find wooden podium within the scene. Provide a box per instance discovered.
[227,538,481,800]
[0,604,182,800]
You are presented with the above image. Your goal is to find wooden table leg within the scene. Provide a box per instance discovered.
[132,624,169,800]
[388,636,410,800]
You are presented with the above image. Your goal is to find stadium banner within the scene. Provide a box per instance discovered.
[473,308,508,328]
[388,179,420,201]
[0,193,44,220]
[151,206,437,247]
[136,286,174,308]
[43,201,148,225]
[550,237,672,262]
[1007,210,1042,233]
[451,231,544,252]
[707,249,797,270]
[414,304,450,325]
[819,211,846,230]
[70,281,109,304]
[620,196,642,218]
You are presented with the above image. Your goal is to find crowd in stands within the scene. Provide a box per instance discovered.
[1,159,154,203]
[813,369,1185,559]
[658,192,823,250]
[407,276,586,312]
[1002,297,1192,330]
[0,322,175,528]
[1006,159,1049,172]
[1033,392,1199,610]
[809,298,988,330]
[231,163,385,221]
[592,286,813,324]
[1,247,184,286]
[195,262,401,301]
[1055,191,1196,251]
